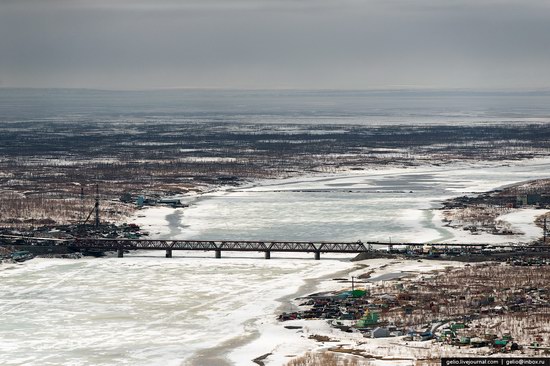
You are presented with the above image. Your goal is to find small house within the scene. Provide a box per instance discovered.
[470,337,487,347]
[371,327,391,338]
[356,310,379,327]
[451,323,466,331]
[516,194,541,206]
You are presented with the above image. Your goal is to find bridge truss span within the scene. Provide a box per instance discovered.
[317,242,368,253]
[3,234,549,260]
[63,238,369,259]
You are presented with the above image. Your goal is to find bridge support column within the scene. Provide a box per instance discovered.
[265,251,271,259]
[117,248,124,258]
[166,249,172,258]
[314,251,321,260]
[215,249,222,259]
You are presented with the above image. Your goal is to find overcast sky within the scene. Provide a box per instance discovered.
[1,0,550,90]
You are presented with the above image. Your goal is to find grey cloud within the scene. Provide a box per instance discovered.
[1,0,549,89]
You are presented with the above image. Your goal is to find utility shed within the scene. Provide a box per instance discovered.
[517,194,541,206]
[371,327,391,338]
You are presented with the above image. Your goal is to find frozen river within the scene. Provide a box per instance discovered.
[0,253,352,366]
[2,158,550,366]
[146,158,550,244]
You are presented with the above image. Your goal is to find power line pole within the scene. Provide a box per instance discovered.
[80,186,84,224]
[95,183,100,228]
[544,217,547,245]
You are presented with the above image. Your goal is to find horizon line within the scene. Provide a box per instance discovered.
[2,86,550,94]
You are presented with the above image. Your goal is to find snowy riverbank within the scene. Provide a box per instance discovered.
[432,208,548,245]
[248,258,467,366]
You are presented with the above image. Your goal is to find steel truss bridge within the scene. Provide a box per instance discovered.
[1,235,549,260]
[72,238,373,259]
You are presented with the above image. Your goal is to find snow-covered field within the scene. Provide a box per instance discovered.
[497,209,547,242]
[2,158,550,366]
[434,208,549,245]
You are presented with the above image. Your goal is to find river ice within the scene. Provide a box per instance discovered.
[2,158,550,366]
[159,158,550,244]
[0,253,352,366]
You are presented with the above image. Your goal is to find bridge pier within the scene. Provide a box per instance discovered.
[117,248,124,258]
[265,251,271,259]
[314,251,321,260]
[166,249,172,258]
[215,249,222,259]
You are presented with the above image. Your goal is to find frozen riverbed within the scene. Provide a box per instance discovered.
[135,157,550,245]
[0,253,353,366]
[2,158,550,366]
